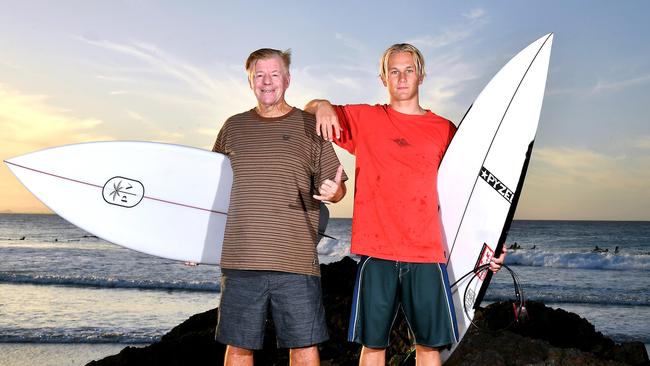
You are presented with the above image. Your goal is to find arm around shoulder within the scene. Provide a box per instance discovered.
[304,99,341,141]
[304,99,332,114]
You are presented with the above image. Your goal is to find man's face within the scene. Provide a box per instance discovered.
[382,51,423,102]
[249,56,290,108]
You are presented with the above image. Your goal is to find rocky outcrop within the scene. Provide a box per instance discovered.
[87,257,649,365]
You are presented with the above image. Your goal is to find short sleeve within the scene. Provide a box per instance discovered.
[442,119,457,156]
[332,105,357,155]
[212,119,230,154]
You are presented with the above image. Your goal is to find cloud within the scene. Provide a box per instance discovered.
[517,146,650,220]
[77,36,253,134]
[0,59,26,71]
[78,37,243,102]
[591,74,650,95]
[407,29,474,49]
[419,52,481,121]
[0,84,110,150]
[408,8,487,49]
[0,83,114,213]
[96,74,133,83]
[463,8,486,20]
[632,136,650,149]
[545,72,650,99]
[335,33,369,54]
[124,109,185,142]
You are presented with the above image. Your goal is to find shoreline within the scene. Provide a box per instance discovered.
[0,343,128,366]
[0,341,647,366]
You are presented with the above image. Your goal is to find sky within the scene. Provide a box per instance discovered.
[0,1,649,220]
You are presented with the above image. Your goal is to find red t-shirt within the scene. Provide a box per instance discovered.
[334,104,456,263]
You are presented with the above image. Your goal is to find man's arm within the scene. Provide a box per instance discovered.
[305,99,342,141]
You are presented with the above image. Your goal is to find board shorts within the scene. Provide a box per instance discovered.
[348,256,459,348]
[216,269,329,350]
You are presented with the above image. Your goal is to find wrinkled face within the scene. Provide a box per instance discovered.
[382,51,423,102]
[249,56,290,108]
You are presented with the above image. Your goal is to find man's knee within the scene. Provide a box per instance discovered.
[290,345,319,365]
[360,346,387,366]
[414,344,442,366]
[226,345,254,356]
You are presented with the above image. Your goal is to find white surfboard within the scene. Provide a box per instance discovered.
[439,33,553,360]
[4,141,232,265]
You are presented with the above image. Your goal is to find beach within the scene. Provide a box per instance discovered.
[1,214,649,365]
[0,344,126,366]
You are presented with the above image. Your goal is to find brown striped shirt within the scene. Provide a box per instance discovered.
[212,107,346,276]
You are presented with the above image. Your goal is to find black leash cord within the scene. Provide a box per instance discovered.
[452,263,527,331]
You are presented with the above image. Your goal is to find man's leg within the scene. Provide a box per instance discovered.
[270,273,328,363]
[216,270,270,365]
[224,345,254,366]
[414,344,441,366]
[289,345,320,366]
[359,346,386,366]
[400,263,458,366]
[348,257,400,366]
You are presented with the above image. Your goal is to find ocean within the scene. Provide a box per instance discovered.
[0,214,649,365]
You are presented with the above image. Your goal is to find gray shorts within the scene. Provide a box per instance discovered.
[216,269,329,350]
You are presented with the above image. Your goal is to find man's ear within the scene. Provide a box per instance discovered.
[380,75,387,87]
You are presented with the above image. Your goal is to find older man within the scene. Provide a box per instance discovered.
[213,48,347,366]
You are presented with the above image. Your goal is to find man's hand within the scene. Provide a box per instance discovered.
[313,165,345,203]
[305,99,342,141]
[489,246,507,273]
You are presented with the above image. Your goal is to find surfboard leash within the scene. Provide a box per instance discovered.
[453,263,528,332]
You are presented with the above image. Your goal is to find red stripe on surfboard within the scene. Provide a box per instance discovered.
[4,160,228,216]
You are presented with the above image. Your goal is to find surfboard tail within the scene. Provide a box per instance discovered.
[473,140,535,309]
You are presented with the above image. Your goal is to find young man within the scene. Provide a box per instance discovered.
[305,44,505,366]
[213,48,347,366]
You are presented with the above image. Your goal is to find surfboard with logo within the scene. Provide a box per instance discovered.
[438,33,554,360]
[4,141,232,265]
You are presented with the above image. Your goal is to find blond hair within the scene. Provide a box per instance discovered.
[245,48,291,81]
[379,43,426,81]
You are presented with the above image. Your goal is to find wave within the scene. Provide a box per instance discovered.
[483,292,650,307]
[0,327,159,344]
[505,250,650,271]
[0,273,219,292]
[484,281,650,306]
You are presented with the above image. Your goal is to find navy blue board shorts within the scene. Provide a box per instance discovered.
[216,269,329,350]
[348,257,459,348]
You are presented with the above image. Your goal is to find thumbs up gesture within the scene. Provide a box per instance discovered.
[313,165,346,203]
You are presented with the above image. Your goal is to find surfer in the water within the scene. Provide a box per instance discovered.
[305,44,506,366]
[212,48,347,365]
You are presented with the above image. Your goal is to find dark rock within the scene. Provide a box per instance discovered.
[446,301,650,366]
[87,258,649,365]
